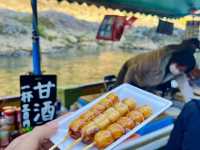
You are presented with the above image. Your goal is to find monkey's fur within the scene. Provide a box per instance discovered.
[116,38,199,88]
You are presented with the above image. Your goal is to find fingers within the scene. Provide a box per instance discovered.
[32,121,58,141]
[6,113,71,150]
[39,139,54,150]
[36,113,71,140]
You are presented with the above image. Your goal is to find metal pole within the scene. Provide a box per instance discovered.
[31,0,42,75]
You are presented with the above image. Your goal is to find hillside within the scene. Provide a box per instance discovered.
[0,8,186,56]
[0,0,196,56]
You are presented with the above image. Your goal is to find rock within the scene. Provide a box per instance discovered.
[65,35,78,43]
[0,8,185,57]
[12,50,31,56]
[79,41,98,50]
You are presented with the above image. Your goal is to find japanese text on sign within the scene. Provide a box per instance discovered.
[20,75,57,128]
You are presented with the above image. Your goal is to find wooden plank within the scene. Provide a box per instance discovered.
[63,80,115,109]
[0,80,116,109]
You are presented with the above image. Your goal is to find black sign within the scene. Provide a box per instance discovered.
[156,19,174,35]
[20,75,57,128]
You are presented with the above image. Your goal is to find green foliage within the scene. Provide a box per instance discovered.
[38,25,57,41]
[38,25,47,38]
[47,35,57,41]
[16,16,56,41]
[39,17,55,29]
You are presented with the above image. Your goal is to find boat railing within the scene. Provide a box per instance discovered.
[0,79,116,109]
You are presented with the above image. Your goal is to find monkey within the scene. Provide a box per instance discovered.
[115,38,200,101]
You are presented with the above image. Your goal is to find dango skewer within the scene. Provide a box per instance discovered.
[49,93,119,150]
[65,99,136,150]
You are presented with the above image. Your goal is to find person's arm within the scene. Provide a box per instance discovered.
[175,74,193,102]
[166,100,196,150]
[165,109,185,150]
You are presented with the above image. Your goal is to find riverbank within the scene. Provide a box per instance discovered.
[0,8,185,57]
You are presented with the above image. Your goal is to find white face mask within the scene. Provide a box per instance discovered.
[169,64,181,75]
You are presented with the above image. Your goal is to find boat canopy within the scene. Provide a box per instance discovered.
[58,0,200,18]
[31,0,200,75]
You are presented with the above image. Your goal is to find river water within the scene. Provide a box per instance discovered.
[1,50,200,97]
[0,51,137,96]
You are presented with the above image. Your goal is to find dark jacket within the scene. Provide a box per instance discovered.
[166,100,200,150]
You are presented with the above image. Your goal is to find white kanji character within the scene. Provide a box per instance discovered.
[22,104,31,127]
[23,120,31,128]
[33,81,55,99]
[23,112,30,120]
[21,85,33,103]
[41,101,55,121]
[22,104,30,120]
[33,103,41,122]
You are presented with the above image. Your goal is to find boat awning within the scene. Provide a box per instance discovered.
[58,0,200,18]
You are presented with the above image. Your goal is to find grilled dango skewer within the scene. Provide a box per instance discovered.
[107,123,125,140]
[91,103,107,116]
[99,93,119,108]
[104,107,121,123]
[81,108,121,145]
[127,110,144,125]
[50,93,119,150]
[123,98,137,110]
[68,118,86,139]
[83,109,147,150]
[114,102,129,116]
[83,104,152,150]
[66,104,122,148]
[80,100,136,145]
[93,114,111,130]
[69,94,119,138]
[81,122,100,144]
[65,96,137,150]
[117,116,135,131]
[72,99,135,142]
[138,105,152,119]
[94,130,114,149]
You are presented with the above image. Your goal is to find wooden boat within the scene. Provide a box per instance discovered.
[1,77,184,150]
[1,0,200,149]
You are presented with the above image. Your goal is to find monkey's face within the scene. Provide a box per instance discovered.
[169,63,186,75]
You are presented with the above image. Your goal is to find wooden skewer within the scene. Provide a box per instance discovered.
[82,143,95,150]
[49,134,69,150]
[65,137,83,150]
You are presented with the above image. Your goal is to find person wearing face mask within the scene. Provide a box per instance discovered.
[115,38,200,102]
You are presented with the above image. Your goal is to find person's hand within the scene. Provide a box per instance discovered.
[5,121,57,150]
[6,113,70,150]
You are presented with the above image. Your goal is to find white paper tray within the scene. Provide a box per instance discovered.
[51,83,172,150]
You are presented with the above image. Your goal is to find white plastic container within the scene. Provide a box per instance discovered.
[51,83,172,150]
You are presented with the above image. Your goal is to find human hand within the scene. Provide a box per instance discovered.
[5,121,57,150]
[6,113,70,150]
